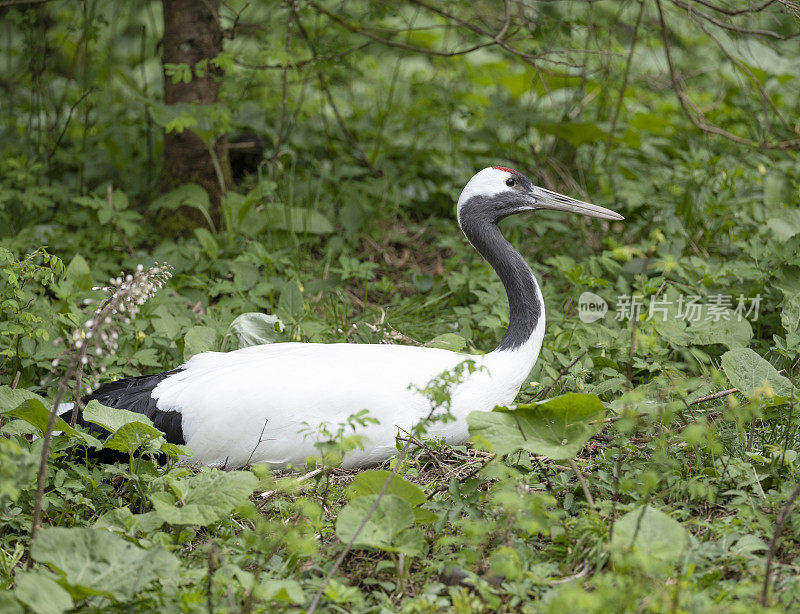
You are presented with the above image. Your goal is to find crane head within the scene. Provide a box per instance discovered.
[457,167,623,225]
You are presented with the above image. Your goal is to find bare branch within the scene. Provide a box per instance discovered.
[656,0,800,150]
[308,1,500,57]
[669,0,800,39]
[685,0,777,16]
[606,0,646,156]
[234,42,370,70]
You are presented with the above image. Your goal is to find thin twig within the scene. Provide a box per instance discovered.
[245,419,272,467]
[426,453,496,500]
[396,428,448,474]
[686,0,776,15]
[258,467,324,501]
[762,481,800,606]
[537,350,588,400]
[753,467,768,501]
[293,7,378,175]
[605,0,644,158]
[568,458,595,507]
[235,42,370,70]
[46,88,94,163]
[669,0,797,39]
[689,387,738,405]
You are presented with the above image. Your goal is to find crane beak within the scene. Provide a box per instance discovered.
[526,186,624,221]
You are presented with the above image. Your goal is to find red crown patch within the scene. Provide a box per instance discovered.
[492,166,517,174]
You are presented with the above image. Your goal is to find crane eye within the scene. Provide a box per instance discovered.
[505,177,516,187]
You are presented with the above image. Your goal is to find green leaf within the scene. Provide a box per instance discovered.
[764,172,788,207]
[3,398,77,437]
[781,292,800,335]
[222,192,254,234]
[392,526,427,556]
[0,592,24,614]
[347,470,426,506]
[231,261,260,291]
[256,579,306,604]
[687,315,753,349]
[94,507,164,535]
[194,228,219,260]
[767,210,800,241]
[150,183,214,230]
[335,494,417,553]
[184,325,219,360]
[31,527,179,600]
[226,312,284,349]
[0,385,44,413]
[13,570,73,614]
[103,422,166,454]
[151,469,257,526]
[536,121,610,147]
[467,393,605,460]
[263,204,334,234]
[610,506,687,574]
[64,254,92,292]
[425,333,468,352]
[83,399,154,432]
[278,282,304,321]
[721,348,793,400]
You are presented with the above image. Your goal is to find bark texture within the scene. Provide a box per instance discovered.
[160,0,231,219]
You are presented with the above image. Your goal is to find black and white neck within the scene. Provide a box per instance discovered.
[456,167,545,355]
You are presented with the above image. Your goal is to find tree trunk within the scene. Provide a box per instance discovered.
[160,0,231,222]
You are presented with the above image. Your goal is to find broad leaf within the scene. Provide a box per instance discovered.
[278,282,304,320]
[688,315,753,348]
[103,422,166,454]
[95,507,164,535]
[721,348,793,399]
[3,398,78,437]
[150,183,213,230]
[226,312,284,348]
[610,506,687,574]
[31,527,179,599]
[335,494,419,554]
[0,385,43,413]
[425,333,468,352]
[13,570,73,614]
[781,291,800,335]
[256,579,306,604]
[468,393,605,460]
[64,254,92,292]
[263,204,334,235]
[183,325,219,360]
[151,469,257,526]
[83,399,154,432]
[347,470,426,506]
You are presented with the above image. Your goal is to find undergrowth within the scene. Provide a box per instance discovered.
[2,1,800,612]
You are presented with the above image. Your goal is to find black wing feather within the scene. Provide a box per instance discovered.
[71,368,186,444]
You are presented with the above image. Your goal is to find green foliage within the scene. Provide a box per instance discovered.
[30,527,179,599]
[609,506,688,575]
[150,470,257,526]
[1,0,800,611]
[468,393,605,459]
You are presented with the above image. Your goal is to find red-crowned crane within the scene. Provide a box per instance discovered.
[69,167,622,469]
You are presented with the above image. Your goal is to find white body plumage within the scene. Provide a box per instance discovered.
[155,314,544,469]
